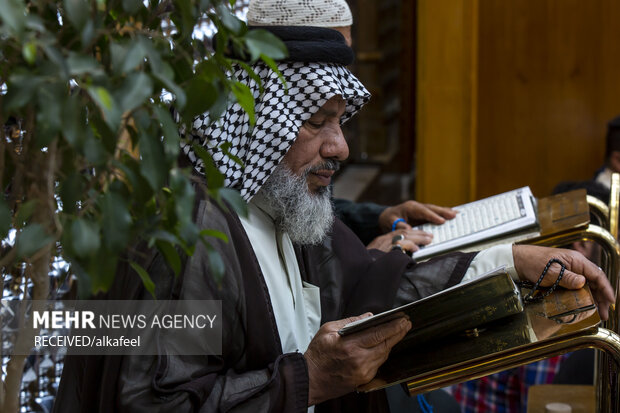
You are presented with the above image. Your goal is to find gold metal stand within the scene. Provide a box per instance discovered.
[362,289,620,411]
[368,189,620,412]
[518,225,620,413]
[610,172,620,240]
[404,327,620,397]
[587,195,609,229]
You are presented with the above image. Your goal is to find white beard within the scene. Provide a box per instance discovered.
[254,162,336,245]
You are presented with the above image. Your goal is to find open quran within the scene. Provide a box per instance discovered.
[412,187,538,260]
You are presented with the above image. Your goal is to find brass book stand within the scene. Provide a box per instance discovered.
[363,180,620,412]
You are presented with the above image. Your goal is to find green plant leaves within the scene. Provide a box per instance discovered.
[61,95,86,148]
[83,129,108,165]
[16,224,54,258]
[216,3,242,34]
[86,86,122,131]
[41,43,69,79]
[184,76,218,120]
[156,240,181,277]
[219,188,247,218]
[100,191,131,253]
[35,82,65,146]
[67,52,102,76]
[153,105,180,160]
[22,40,36,64]
[70,218,101,258]
[5,74,44,110]
[122,0,143,14]
[0,0,287,299]
[200,229,228,243]
[244,29,288,61]
[231,81,255,124]
[191,144,225,189]
[117,72,153,114]
[139,130,167,191]
[63,0,89,30]
[112,39,148,74]
[0,0,26,36]
[168,169,198,245]
[130,261,156,298]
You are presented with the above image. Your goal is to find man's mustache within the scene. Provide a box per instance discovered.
[305,159,340,176]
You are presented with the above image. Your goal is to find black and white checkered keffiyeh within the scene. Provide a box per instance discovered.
[182,61,370,201]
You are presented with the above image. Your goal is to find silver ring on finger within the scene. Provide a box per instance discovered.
[392,234,405,244]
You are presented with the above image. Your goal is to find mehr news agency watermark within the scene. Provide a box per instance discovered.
[1,300,222,356]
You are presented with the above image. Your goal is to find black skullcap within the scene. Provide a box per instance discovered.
[221,26,354,65]
[254,26,354,65]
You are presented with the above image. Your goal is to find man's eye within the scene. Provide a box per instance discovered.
[305,120,324,129]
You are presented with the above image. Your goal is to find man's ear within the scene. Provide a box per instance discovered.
[609,151,620,173]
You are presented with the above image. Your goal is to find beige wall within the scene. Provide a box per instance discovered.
[416,0,620,206]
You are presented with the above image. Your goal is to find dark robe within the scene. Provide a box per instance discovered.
[53,195,476,413]
[333,198,387,245]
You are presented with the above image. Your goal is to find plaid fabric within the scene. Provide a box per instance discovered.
[448,355,569,413]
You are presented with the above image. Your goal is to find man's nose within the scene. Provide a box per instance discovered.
[320,125,349,161]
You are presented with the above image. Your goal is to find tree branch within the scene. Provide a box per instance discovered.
[1,131,56,413]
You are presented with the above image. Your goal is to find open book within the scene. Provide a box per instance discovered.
[412,186,538,260]
[338,268,524,345]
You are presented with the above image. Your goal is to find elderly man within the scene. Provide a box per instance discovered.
[53,2,614,412]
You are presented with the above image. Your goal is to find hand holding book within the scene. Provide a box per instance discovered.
[378,200,457,233]
[512,244,615,320]
[304,313,411,405]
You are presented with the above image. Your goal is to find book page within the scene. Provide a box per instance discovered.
[412,187,538,260]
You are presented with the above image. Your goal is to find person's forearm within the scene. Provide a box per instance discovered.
[460,244,518,283]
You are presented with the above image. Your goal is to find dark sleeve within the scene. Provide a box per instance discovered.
[302,219,478,320]
[393,251,478,306]
[333,198,387,245]
[353,249,479,311]
[116,200,310,413]
[118,352,308,413]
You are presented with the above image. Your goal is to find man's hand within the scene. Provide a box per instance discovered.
[378,201,457,234]
[367,228,433,253]
[304,313,411,406]
[513,245,616,320]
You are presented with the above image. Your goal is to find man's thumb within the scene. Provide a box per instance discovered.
[336,312,374,328]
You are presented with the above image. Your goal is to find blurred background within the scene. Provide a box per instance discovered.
[200,0,620,207]
[336,0,620,207]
